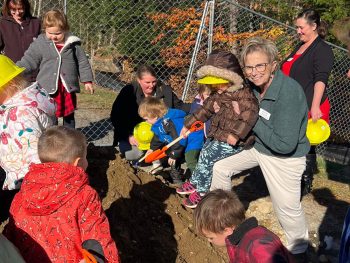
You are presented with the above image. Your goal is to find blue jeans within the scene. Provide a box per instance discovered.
[190,139,242,193]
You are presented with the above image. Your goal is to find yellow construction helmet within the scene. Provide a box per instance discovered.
[197,75,229,85]
[306,119,331,145]
[0,55,25,90]
[133,121,154,150]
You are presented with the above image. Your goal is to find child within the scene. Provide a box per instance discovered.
[138,97,204,184]
[193,189,294,263]
[189,85,212,139]
[17,9,94,128]
[176,50,259,208]
[4,126,120,263]
[0,55,55,190]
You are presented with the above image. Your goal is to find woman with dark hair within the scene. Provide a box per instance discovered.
[110,65,190,161]
[0,0,41,81]
[281,9,334,196]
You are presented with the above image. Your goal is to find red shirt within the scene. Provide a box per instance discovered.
[281,53,301,76]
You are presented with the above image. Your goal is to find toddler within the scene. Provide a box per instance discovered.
[4,126,119,263]
[194,189,293,263]
[17,9,94,128]
[177,50,259,208]
[139,97,204,184]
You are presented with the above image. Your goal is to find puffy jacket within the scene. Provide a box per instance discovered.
[0,83,56,190]
[226,217,294,263]
[185,85,258,146]
[4,162,119,263]
[17,33,93,94]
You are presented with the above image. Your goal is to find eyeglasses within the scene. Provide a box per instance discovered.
[243,63,269,74]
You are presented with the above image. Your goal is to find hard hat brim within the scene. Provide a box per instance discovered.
[197,76,229,85]
[0,67,25,89]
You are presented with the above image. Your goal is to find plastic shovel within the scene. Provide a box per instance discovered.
[138,121,204,164]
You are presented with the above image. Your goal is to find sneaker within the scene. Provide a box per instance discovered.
[176,181,197,195]
[151,160,163,175]
[183,191,204,209]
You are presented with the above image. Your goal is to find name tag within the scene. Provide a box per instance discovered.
[287,57,293,62]
[259,108,271,120]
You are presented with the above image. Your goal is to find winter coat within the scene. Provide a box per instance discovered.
[184,85,258,146]
[282,36,334,109]
[110,81,190,145]
[4,162,120,263]
[17,33,93,95]
[252,70,310,157]
[226,217,294,263]
[0,83,56,190]
[0,16,41,63]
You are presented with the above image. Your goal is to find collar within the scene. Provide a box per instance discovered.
[253,70,284,102]
[227,217,258,245]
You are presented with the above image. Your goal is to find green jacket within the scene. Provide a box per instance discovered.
[252,70,310,157]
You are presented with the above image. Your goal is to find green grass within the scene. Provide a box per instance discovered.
[77,85,117,109]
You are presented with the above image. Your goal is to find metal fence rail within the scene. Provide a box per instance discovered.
[2,0,349,160]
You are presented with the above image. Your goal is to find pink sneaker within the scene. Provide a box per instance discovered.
[183,191,204,209]
[176,181,196,195]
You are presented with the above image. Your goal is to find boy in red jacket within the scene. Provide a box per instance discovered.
[193,189,294,263]
[4,126,119,263]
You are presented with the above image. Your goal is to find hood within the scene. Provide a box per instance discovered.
[20,162,89,216]
[40,33,81,49]
[163,108,186,120]
[1,83,56,117]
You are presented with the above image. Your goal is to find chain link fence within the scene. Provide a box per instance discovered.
[2,0,350,163]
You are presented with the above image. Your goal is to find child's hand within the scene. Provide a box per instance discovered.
[146,149,153,156]
[168,158,176,166]
[227,134,238,145]
[84,83,94,94]
[129,135,139,146]
[180,127,189,138]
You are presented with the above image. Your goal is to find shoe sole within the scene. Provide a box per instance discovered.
[183,200,198,209]
[176,189,196,195]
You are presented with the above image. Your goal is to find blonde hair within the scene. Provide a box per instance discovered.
[38,126,86,164]
[193,189,245,235]
[42,9,69,31]
[240,37,279,66]
[138,97,168,119]
[0,75,28,100]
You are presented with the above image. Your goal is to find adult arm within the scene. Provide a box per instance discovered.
[110,85,141,142]
[172,91,191,113]
[78,188,120,263]
[310,44,334,121]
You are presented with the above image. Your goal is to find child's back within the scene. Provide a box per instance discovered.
[4,127,119,263]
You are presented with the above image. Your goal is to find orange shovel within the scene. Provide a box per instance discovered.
[139,121,204,164]
[81,249,97,263]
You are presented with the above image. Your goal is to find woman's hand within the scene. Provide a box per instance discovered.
[310,105,322,122]
[180,127,189,138]
[129,135,139,146]
[84,83,94,94]
[227,134,238,145]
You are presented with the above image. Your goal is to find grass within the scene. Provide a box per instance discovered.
[77,85,117,109]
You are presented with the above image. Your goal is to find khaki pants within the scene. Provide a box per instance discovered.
[211,147,309,254]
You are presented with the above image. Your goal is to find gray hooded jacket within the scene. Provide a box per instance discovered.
[17,33,93,94]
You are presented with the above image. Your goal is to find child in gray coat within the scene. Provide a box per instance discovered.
[17,9,94,128]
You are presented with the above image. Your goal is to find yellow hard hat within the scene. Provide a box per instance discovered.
[306,119,331,145]
[133,121,154,150]
[0,55,25,90]
[197,75,229,85]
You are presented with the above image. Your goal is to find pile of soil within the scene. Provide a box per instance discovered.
[87,145,350,263]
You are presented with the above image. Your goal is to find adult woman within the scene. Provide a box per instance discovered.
[0,0,41,63]
[110,65,190,161]
[0,55,56,190]
[281,9,334,195]
[211,38,310,259]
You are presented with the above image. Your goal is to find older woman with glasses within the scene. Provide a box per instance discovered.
[211,37,310,261]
